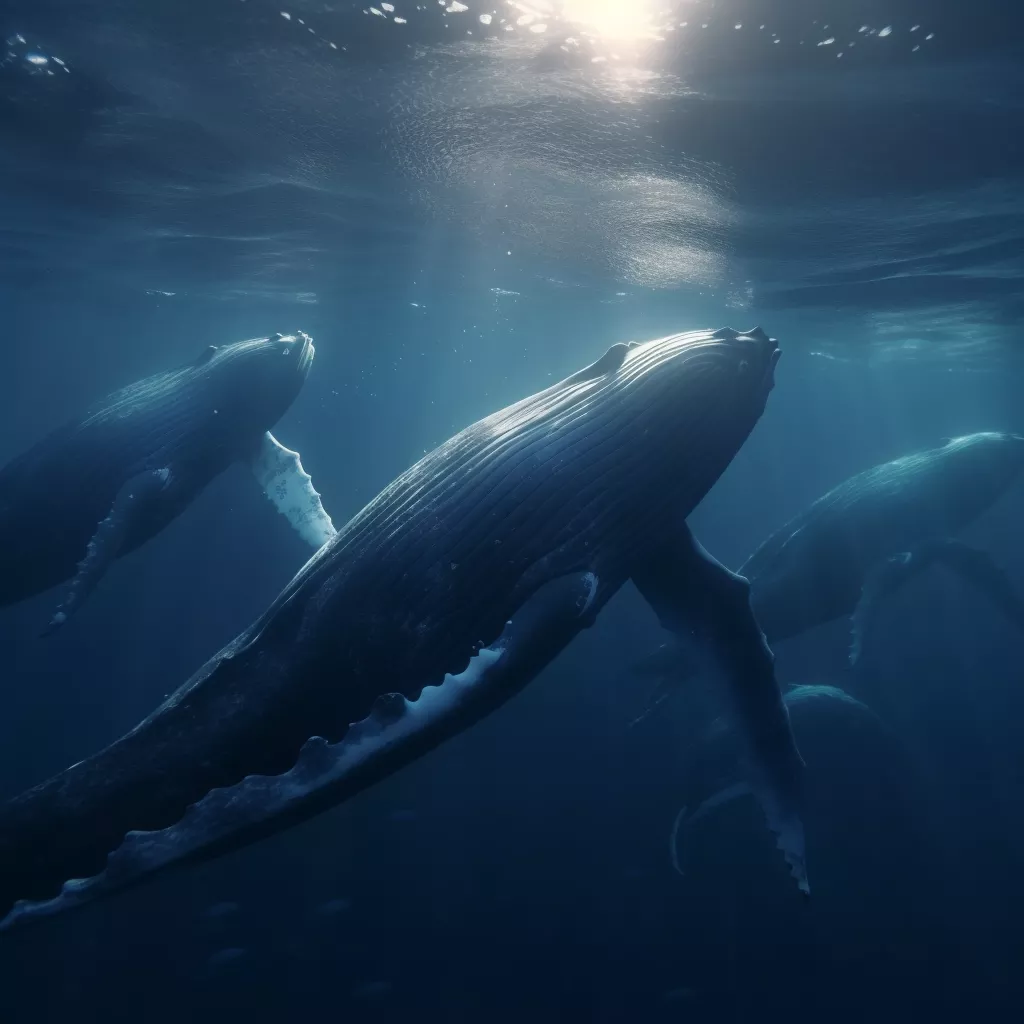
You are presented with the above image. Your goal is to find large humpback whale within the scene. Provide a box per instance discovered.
[634,432,1024,719]
[0,326,807,930]
[0,332,335,632]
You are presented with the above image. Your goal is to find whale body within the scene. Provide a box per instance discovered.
[0,326,808,929]
[0,332,335,630]
[632,432,1024,721]
[744,431,1024,655]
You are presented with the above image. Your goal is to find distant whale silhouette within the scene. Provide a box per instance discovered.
[0,326,808,931]
[0,332,335,632]
[633,432,1024,721]
[666,684,890,883]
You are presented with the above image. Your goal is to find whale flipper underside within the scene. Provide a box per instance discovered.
[250,432,336,549]
[849,538,1024,666]
[0,570,601,931]
[630,526,808,896]
[44,467,175,634]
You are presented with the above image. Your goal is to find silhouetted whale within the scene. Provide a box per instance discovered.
[0,332,335,631]
[0,326,807,931]
[665,684,889,882]
[633,432,1024,719]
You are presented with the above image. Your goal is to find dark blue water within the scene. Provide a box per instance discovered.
[1,1,1023,1020]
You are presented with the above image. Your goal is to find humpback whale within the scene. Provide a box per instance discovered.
[0,326,807,931]
[633,432,1024,719]
[0,332,335,631]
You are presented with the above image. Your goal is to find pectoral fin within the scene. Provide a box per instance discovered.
[849,539,1024,666]
[44,467,173,634]
[631,526,809,896]
[0,570,602,932]
[849,552,917,666]
[250,432,336,549]
[927,538,1024,633]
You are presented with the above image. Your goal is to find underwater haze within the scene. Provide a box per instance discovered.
[1,0,1023,1021]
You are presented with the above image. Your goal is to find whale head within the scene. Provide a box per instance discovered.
[590,326,779,507]
[194,331,315,434]
[939,431,1024,498]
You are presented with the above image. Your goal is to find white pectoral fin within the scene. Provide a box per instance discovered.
[250,432,336,549]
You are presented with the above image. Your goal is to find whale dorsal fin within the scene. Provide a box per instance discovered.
[194,345,218,366]
[563,342,629,387]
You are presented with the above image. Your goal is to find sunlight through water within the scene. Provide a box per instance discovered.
[507,0,670,45]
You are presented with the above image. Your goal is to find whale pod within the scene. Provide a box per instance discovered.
[0,326,806,928]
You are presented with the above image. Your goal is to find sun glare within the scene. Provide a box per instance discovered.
[504,0,666,44]
[557,0,660,41]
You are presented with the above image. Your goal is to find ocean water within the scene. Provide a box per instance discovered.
[0,1,1023,1021]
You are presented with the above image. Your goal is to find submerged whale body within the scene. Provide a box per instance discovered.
[743,431,1024,655]
[633,432,1024,721]
[0,326,808,930]
[0,332,335,631]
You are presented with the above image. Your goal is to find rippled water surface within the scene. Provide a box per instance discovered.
[2,0,1022,366]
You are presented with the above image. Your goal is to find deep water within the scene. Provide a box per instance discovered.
[1,1,1024,1021]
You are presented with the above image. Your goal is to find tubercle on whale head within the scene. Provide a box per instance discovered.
[703,326,781,421]
[266,330,315,376]
[199,330,316,432]
[718,326,780,391]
